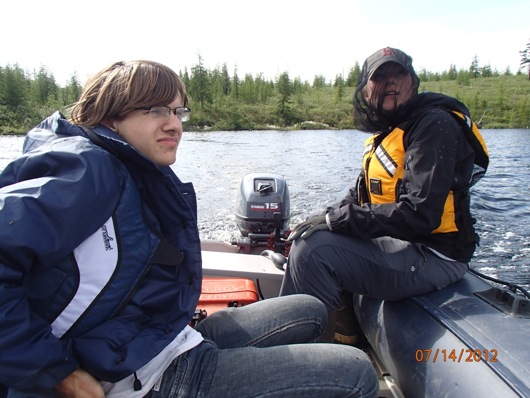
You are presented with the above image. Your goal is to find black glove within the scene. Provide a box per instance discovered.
[287,215,330,241]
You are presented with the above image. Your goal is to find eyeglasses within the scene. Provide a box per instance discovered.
[136,106,191,122]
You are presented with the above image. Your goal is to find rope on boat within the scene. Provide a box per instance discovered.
[468,267,530,299]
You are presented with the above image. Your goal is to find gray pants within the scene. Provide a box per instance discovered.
[279,231,468,308]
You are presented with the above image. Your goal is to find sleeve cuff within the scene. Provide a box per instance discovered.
[325,213,332,230]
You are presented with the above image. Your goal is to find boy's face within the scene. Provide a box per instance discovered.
[109,95,185,166]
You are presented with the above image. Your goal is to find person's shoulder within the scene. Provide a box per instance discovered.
[21,136,127,193]
[35,135,122,172]
[414,92,469,124]
[405,102,462,145]
[417,106,458,125]
[410,96,458,127]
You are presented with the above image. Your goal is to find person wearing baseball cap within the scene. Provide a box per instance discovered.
[354,46,420,131]
[280,47,488,345]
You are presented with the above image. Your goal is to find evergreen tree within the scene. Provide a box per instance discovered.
[481,65,493,78]
[1,65,27,109]
[447,64,457,81]
[520,39,530,80]
[240,74,256,104]
[189,54,212,109]
[470,55,480,79]
[256,73,274,103]
[456,69,471,86]
[32,66,58,105]
[209,66,222,103]
[334,74,345,103]
[231,66,240,100]
[418,68,429,82]
[276,72,295,125]
[312,74,327,88]
[345,62,360,87]
[292,76,303,95]
[221,63,231,96]
[180,67,190,89]
[62,74,82,105]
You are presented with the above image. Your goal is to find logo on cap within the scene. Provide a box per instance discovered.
[382,47,394,57]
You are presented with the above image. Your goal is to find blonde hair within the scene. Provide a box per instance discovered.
[70,60,187,127]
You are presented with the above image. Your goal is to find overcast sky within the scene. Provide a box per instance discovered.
[2,0,528,85]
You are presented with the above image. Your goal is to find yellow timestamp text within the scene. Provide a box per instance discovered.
[415,349,498,363]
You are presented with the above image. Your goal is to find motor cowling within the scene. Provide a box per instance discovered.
[235,173,290,237]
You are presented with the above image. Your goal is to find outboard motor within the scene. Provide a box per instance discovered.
[233,173,291,255]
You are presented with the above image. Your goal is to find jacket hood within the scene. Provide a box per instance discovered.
[23,111,129,155]
[23,111,86,154]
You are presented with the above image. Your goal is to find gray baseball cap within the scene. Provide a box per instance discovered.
[365,47,415,79]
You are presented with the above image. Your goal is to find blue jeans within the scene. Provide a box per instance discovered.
[148,295,378,397]
[280,232,468,308]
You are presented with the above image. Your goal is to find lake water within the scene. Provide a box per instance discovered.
[1,128,529,290]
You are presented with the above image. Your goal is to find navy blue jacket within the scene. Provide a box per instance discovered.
[0,112,202,395]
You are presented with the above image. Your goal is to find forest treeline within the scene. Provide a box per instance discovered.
[1,55,529,134]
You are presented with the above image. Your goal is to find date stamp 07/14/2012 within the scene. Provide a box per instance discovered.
[415,349,498,363]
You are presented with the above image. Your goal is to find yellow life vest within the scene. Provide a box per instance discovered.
[361,128,455,234]
[360,110,488,235]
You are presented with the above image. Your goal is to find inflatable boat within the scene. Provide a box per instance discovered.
[201,173,530,398]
